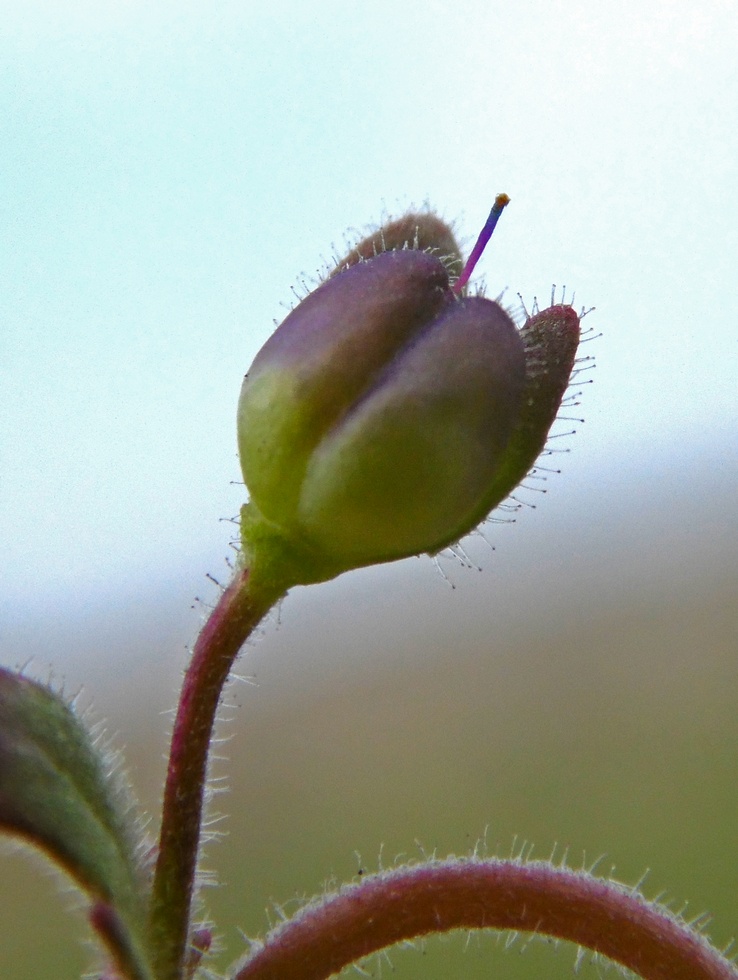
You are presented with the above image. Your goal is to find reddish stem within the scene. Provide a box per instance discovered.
[148,565,284,980]
[233,859,737,980]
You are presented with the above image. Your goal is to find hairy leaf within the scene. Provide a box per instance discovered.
[0,668,152,979]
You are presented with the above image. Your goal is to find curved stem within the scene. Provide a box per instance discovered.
[232,859,737,980]
[148,565,285,980]
[90,901,153,980]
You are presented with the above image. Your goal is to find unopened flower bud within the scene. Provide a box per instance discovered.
[237,198,582,591]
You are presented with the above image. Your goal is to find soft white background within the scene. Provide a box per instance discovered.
[2,0,737,724]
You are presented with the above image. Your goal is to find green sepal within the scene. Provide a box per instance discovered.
[239,501,342,590]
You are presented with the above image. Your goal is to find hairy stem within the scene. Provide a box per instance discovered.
[233,859,737,980]
[148,564,285,980]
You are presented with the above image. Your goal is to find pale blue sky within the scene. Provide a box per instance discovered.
[2,0,737,667]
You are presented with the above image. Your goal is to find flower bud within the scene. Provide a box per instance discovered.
[237,202,582,590]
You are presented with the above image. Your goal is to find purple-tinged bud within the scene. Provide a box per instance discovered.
[471,303,582,520]
[336,211,464,279]
[237,201,583,591]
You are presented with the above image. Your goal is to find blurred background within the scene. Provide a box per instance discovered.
[2,1,737,977]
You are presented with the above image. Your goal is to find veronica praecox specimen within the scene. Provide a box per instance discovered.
[2,196,734,980]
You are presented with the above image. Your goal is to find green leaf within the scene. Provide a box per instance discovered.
[0,667,153,979]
